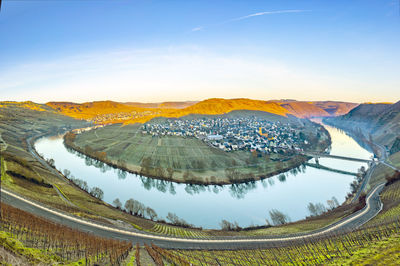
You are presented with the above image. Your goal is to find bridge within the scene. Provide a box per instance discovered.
[305,162,358,176]
[302,151,373,163]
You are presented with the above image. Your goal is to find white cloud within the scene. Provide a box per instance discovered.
[191,26,203,32]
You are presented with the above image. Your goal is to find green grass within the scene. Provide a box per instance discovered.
[328,233,400,265]
[72,123,309,184]
[123,250,137,266]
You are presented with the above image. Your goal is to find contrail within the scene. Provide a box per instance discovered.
[192,9,310,32]
[229,9,310,22]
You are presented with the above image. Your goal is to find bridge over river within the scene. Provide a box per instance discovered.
[304,162,358,176]
[302,151,373,163]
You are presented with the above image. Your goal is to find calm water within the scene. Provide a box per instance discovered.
[35,124,372,229]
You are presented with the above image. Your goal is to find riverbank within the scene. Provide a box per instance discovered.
[63,122,331,186]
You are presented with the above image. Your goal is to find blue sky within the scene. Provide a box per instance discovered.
[0,0,399,103]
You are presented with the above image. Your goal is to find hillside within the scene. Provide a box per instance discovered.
[169,98,290,117]
[311,101,358,116]
[46,98,358,124]
[324,101,400,147]
[125,101,198,109]
[279,101,330,118]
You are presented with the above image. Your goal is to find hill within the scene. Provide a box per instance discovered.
[311,101,359,116]
[279,101,330,118]
[168,98,290,116]
[125,101,198,109]
[324,101,400,147]
[46,98,358,124]
[47,100,161,122]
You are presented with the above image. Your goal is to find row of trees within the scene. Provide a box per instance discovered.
[220,196,342,230]
[63,169,104,200]
[112,197,193,227]
[307,196,340,217]
[112,197,158,221]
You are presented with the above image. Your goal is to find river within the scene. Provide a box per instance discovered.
[34,124,372,229]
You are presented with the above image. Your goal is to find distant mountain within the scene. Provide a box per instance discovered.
[125,101,198,109]
[46,98,359,124]
[311,101,359,116]
[278,101,330,118]
[324,101,400,147]
[169,98,290,117]
[47,101,152,120]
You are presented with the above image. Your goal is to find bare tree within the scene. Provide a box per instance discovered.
[90,187,104,200]
[113,198,122,209]
[124,199,135,214]
[145,207,158,220]
[63,169,71,178]
[269,209,290,225]
[220,219,234,230]
[307,202,318,216]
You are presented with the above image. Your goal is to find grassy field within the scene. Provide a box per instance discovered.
[70,123,315,184]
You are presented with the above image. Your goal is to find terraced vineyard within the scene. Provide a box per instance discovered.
[368,179,400,226]
[150,223,210,238]
[0,203,132,265]
[145,220,400,265]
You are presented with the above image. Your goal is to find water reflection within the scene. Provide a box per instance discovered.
[66,143,300,197]
[36,124,372,229]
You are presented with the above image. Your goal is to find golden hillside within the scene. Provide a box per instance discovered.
[46,98,358,124]
[168,98,290,116]
[279,101,330,118]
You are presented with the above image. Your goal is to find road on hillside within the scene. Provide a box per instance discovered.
[351,140,399,203]
[1,183,385,250]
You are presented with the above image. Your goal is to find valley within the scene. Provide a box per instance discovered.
[1,99,400,264]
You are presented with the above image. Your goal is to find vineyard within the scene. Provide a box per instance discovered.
[0,203,132,265]
[124,219,400,265]
[150,223,209,238]
[368,178,400,226]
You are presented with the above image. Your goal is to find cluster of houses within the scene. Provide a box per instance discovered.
[142,117,309,154]
[91,110,160,123]
[72,124,107,134]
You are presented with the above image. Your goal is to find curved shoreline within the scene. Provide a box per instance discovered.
[30,125,373,231]
[1,182,386,249]
[63,133,321,186]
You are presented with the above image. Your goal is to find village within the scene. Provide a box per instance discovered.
[142,117,310,154]
[91,110,161,124]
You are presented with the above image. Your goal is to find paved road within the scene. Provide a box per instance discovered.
[1,183,385,250]
[351,139,399,203]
